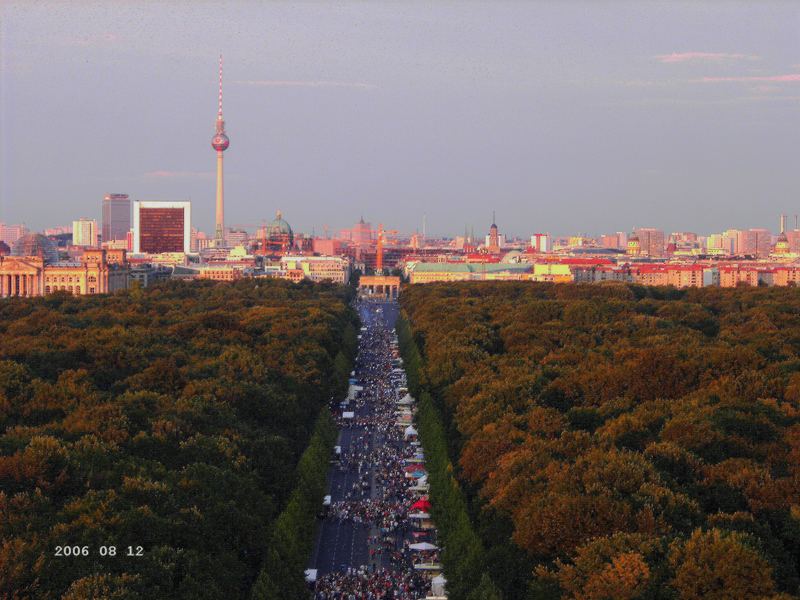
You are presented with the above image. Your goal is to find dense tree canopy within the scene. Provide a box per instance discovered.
[401,282,800,599]
[0,280,357,599]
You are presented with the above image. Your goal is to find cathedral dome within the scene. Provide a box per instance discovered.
[267,210,294,246]
[11,233,59,263]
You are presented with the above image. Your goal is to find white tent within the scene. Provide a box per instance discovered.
[400,393,415,404]
[304,569,318,583]
[404,425,418,438]
[431,574,447,596]
[408,511,431,519]
[342,411,355,419]
[409,542,439,551]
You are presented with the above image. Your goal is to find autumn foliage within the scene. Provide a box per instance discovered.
[400,282,800,599]
[0,280,357,599]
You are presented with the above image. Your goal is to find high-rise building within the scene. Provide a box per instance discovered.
[600,232,626,249]
[72,218,98,247]
[132,201,192,254]
[211,55,230,246]
[226,229,249,248]
[530,233,551,253]
[787,229,800,253]
[722,229,740,254]
[0,223,27,245]
[738,229,772,257]
[706,233,734,255]
[102,193,131,241]
[634,228,665,257]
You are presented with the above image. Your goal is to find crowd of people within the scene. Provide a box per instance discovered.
[314,301,436,599]
[314,567,429,600]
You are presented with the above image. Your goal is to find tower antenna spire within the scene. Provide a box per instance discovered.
[218,54,224,119]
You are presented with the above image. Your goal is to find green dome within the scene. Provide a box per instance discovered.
[267,210,293,245]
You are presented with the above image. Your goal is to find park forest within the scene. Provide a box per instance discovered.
[0,280,357,599]
[400,282,800,600]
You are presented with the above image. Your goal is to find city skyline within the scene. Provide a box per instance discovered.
[2,2,799,236]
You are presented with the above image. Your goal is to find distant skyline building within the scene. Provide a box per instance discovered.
[211,55,230,246]
[132,201,191,254]
[487,212,501,253]
[351,217,373,246]
[739,228,772,257]
[0,223,28,246]
[265,210,294,253]
[626,231,641,257]
[530,233,551,253]
[102,193,131,242]
[44,225,72,236]
[634,228,665,258]
[72,218,98,247]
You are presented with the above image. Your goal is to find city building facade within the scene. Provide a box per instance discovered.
[132,201,192,254]
[1,248,128,297]
[72,218,98,247]
[102,193,131,242]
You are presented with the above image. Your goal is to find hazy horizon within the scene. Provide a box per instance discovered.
[1,2,798,238]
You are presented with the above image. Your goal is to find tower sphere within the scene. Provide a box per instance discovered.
[212,133,230,151]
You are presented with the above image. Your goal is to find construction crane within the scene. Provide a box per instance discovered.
[229,221,269,255]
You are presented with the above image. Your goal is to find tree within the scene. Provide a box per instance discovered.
[668,529,775,600]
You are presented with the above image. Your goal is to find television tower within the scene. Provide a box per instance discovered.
[211,54,230,246]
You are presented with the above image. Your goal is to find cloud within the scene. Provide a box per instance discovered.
[695,74,800,83]
[144,170,214,179]
[655,52,756,64]
[232,79,377,90]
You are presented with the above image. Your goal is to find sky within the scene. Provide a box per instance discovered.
[1,1,798,238]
